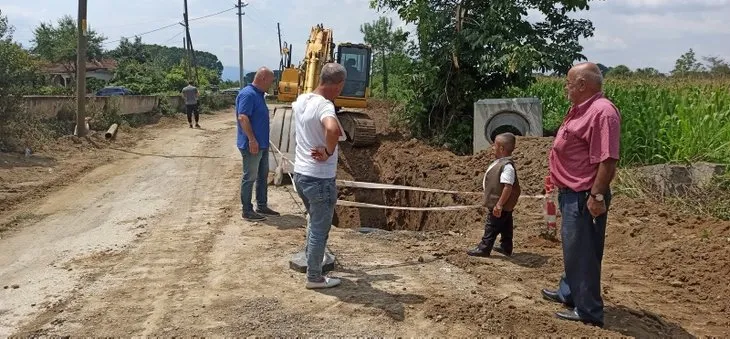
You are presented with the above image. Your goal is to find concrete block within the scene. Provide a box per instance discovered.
[289,250,336,274]
[637,162,728,196]
[473,98,543,154]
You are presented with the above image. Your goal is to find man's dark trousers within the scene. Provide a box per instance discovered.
[555,189,612,325]
[186,104,199,124]
[478,211,513,255]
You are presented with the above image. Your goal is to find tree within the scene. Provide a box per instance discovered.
[360,16,410,98]
[0,13,41,150]
[607,64,631,77]
[671,48,705,76]
[141,44,224,78]
[108,36,148,63]
[369,0,595,154]
[703,56,730,76]
[0,9,14,42]
[634,67,661,77]
[31,15,106,74]
[596,63,609,76]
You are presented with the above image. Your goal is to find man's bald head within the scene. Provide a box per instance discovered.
[571,62,603,88]
[565,62,603,104]
[252,66,275,91]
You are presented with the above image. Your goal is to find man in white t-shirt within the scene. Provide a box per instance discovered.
[292,62,348,289]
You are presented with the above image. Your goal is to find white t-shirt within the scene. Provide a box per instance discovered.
[482,157,516,190]
[292,93,346,178]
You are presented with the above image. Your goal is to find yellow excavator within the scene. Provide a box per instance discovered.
[269,24,376,184]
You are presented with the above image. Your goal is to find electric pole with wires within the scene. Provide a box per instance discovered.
[75,0,88,137]
[236,1,248,88]
[183,0,199,84]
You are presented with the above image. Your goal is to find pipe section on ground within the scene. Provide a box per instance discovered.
[105,123,119,140]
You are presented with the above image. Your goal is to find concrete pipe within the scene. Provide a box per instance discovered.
[485,111,530,142]
[105,123,119,140]
[472,98,543,154]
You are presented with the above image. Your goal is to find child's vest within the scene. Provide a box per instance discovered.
[483,157,522,211]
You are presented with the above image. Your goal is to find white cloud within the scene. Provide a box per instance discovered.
[2,0,729,76]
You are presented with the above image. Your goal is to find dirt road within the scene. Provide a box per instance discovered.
[1,109,727,336]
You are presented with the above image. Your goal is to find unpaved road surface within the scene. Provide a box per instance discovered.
[1,108,728,337]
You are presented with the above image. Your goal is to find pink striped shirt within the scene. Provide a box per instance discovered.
[549,92,621,192]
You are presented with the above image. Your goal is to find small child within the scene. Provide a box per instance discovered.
[468,132,522,257]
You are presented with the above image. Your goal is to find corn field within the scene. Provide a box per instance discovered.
[512,77,730,167]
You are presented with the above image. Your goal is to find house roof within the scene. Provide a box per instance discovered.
[43,59,118,74]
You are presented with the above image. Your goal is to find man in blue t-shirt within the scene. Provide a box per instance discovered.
[235,67,279,221]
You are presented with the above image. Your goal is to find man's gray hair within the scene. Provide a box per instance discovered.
[320,62,347,85]
[574,62,604,88]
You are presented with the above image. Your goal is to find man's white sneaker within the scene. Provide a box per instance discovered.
[305,277,341,289]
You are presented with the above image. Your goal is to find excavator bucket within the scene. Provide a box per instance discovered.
[337,111,377,147]
[269,105,296,186]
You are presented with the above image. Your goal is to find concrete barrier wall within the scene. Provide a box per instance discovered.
[22,95,183,119]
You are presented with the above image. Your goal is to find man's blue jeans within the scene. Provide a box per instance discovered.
[239,147,269,213]
[556,189,612,325]
[293,173,337,282]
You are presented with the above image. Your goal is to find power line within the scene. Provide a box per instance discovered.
[102,6,236,46]
[103,22,179,45]
[160,30,185,45]
[189,7,236,22]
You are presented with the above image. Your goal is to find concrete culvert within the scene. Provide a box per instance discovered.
[486,111,529,143]
[472,98,543,153]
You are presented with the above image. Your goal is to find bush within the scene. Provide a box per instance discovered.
[0,40,45,151]
[198,93,234,113]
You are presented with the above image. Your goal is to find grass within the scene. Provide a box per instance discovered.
[512,77,730,167]
[614,166,730,221]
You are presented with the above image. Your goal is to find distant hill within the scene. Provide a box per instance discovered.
[223,66,242,81]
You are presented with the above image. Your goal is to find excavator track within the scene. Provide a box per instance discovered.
[337,111,377,147]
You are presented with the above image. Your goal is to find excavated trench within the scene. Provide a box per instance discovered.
[333,135,552,232]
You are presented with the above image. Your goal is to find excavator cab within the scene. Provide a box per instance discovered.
[334,43,371,110]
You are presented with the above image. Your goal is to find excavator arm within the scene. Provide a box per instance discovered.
[274,24,376,152]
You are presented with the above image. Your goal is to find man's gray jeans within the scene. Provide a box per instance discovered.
[293,173,337,282]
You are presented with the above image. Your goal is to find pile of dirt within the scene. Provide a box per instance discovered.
[335,99,552,231]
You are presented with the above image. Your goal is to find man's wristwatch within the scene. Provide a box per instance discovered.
[324,148,333,156]
[590,193,604,202]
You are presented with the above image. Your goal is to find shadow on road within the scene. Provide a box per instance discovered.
[604,305,696,338]
[262,214,306,230]
[314,270,426,321]
[493,251,549,268]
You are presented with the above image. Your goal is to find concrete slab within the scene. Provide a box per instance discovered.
[289,250,336,274]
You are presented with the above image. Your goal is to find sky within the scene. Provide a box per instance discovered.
[3,0,730,79]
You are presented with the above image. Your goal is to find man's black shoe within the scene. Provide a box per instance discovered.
[242,211,267,222]
[542,289,574,308]
[555,309,604,328]
[256,206,280,216]
[467,247,491,257]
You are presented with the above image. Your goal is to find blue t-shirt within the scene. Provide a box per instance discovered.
[235,84,269,150]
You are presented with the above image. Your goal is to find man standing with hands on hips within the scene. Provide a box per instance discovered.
[292,63,348,289]
[236,67,280,221]
[541,62,621,328]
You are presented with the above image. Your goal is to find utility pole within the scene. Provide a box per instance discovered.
[277,22,283,73]
[236,1,248,88]
[75,0,88,137]
[183,36,190,81]
[183,0,199,84]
